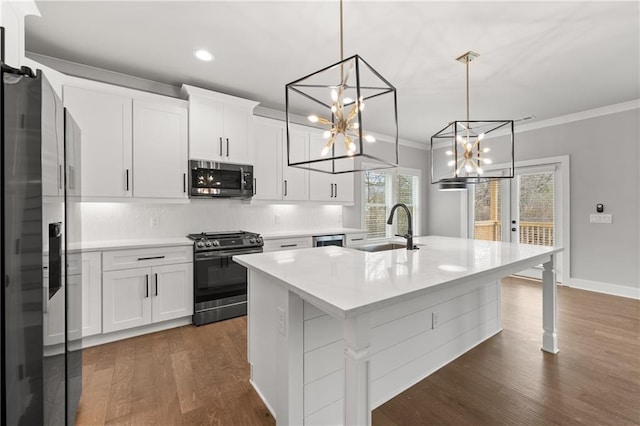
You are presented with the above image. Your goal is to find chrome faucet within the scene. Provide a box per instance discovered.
[387,203,418,250]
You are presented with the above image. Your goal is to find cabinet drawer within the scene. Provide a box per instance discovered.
[345,233,368,247]
[263,237,312,252]
[103,245,193,271]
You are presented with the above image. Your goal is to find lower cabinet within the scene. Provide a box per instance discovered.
[263,236,312,252]
[102,262,192,333]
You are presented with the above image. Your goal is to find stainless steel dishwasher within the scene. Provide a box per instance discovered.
[312,234,345,247]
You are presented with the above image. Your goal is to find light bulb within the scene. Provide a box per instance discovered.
[321,146,330,157]
[448,160,455,167]
[359,97,365,111]
[482,158,492,164]
[308,115,319,123]
[456,135,463,143]
[331,105,337,113]
[445,150,453,156]
[344,97,353,104]
[477,167,483,174]
[465,164,472,173]
[331,89,338,102]
[483,147,490,153]
[352,122,359,129]
[364,134,376,143]
[478,133,485,141]
[322,130,331,139]
[348,142,357,152]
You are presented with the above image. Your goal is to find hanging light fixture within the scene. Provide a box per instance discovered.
[285,0,398,174]
[430,51,514,190]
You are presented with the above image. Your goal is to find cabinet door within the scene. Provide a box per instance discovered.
[63,86,133,198]
[223,103,252,162]
[103,268,152,333]
[189,98,224,160]
[283,127,309,201]
[308,130,355,203]
[151,263,193,323]
[66,274,83,341]
[308,132,334,201]
[42,79,64,197]
[43,283,65,347]
[133,99,188,198]
[253,119,283,200]
[80,252,102,337]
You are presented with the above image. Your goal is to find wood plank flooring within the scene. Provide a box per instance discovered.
[77,277,640,425]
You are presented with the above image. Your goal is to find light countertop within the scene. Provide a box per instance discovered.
[234,236,562,318]
[69,237,192,252]
[260,228,366,239]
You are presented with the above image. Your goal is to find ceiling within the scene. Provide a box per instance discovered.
[24,1,640,144]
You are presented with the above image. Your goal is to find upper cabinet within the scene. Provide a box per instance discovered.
[63,78,188,200]
[308,131,354,203]
[63,84,133,198]
[253,118,309,201]
[181,84,259,164]
[133,99,188,198]
[0,1,39,67]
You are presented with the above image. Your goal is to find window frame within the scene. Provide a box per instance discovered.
[361,164,421,241]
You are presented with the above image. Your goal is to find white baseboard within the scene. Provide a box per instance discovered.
[81,316,192,348]
[565,278,640,300]
[249,378,277,420]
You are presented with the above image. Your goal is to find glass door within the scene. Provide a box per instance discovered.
[469,163,563,281]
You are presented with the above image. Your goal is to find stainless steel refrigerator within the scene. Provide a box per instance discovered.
[1,29,82,425]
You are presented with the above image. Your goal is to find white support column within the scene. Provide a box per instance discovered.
[542,254,559,354]
[343,312,372,426]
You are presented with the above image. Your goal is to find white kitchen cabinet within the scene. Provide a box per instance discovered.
[252,118,309,201]
[263,236,312,252]
[308,131,355,203]
[42,79,64,197]
[0,1,38,66]
[102,246,193,333]
[345,232,368,246]
[133,98,189,198]
[181,84,258,163]
[63,84,133,198]
[76,252,102,337]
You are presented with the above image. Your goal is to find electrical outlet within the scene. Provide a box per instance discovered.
[275,214,281,225]
[432,311,440,329]
[590,214,612,224]
[277,306,286,336]
[150,217,160,228]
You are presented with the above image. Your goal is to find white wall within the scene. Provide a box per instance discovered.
[78,201,343,242]
[427,105,640,297]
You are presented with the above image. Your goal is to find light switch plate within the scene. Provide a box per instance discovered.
[590,214,612,224]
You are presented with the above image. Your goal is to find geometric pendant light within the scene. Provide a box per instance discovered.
[430,51,515,190]
[285,0,399,174]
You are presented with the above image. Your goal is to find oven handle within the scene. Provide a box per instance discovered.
[195,248,264,260]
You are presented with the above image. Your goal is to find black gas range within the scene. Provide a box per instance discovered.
[186,231,263,326]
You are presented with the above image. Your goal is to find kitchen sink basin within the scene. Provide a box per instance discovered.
[352,242,408,252]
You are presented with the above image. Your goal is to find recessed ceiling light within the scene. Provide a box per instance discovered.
[194,49,214,62]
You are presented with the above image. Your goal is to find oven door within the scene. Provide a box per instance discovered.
[194,247,262,304]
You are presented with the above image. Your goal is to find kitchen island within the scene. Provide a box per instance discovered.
[234,236,562,426]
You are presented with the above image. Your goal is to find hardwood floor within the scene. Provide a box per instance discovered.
[77,278,640,425]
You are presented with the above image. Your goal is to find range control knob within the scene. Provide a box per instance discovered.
[256,237,263,244]
[249,238,256,244]
[196,241,205,248]
[212,240,220,247]
[205,241,212,247]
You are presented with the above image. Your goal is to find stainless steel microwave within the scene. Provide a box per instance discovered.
[189,160,254,199]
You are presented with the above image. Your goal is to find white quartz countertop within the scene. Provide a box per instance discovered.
[234,236,562,319]
[69,237,192,252]
[260,228,366,240]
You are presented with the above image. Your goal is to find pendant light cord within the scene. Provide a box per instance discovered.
[340,0,344,62]
[466,57,470,125]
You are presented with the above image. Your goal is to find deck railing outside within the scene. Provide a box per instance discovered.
[475,221,554,246]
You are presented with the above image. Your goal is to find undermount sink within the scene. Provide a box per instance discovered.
[352,242,408,252]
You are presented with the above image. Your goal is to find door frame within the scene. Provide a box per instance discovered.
[466,155,570,283]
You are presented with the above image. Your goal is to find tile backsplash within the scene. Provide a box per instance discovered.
[79,200,344,242]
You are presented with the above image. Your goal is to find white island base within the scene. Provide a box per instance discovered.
[235,236,561,425]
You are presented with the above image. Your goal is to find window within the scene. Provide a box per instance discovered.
[362,167,420,239]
